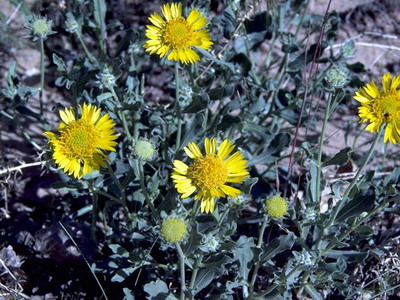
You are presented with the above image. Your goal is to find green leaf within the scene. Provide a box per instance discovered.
[182,93,209,113]
[234,236,255,281]
[260,232,295,263]
[144,279,176,299]
[323,250,369,263]
[304,284,323,300]
[123,288,134,300]
[52,54,67,72]
[97,92,113,102]
[112,267,137,282]
[221,5,236,39]
[322,147,352,167]
[93,0,106,31]
[288,42,328,72]
[336,187,375,222]
[192,267,224,296]
[248,133,290,166]
[109,244,130,257]
[208,84,235,100]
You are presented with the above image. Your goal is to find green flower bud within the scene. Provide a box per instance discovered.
[134,139,157,161]
[325,65,349,89]
[265,195,287,218]
[160,217,187,243]
[26,15,55,40]
[96,68,116,90]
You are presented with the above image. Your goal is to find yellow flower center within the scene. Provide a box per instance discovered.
[163,18,192,49]
[187,155,228,190]
[60,120,99,158]
[373,91,400,122]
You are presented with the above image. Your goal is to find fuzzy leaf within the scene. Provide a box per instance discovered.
[248,133,290,166]
[322,147,352,167]
[260,232,295,262]
[336,187,375,222]
[234,236,256,281]
[192,267,224,296]
[144,279,176,299]
[288,42,328,72]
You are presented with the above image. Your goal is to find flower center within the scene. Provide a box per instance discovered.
[373,91,400,122]
[60,120,99,158]
[163,18,191,49]
[187,155,228,190]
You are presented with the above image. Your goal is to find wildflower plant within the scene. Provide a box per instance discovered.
[1,0,400,299]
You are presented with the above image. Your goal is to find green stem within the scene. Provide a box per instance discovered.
[133,110,140,142]
[76,32,99,67]
[255,264,302,299]
[216,207,230,227]
[139,161,160,222]
[322,195,398,255]
[315,92,334,204]
[175,63,182,150]
[93,189,122,204]
[39,37,45,117]
[111,88,133,143]
[324,130,382,232]
[106,161,131,229]
[190,199,200,223]
[89,181,98,240]
[176,243,186,300]
[249,215,269,297]
[189,254,203,289]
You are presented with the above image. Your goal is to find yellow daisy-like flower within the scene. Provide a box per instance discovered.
[354,73,400,144]
[172,138,249,214]
[44,103,117,179]
[144,2,213,64]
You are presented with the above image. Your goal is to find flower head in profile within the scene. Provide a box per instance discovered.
[44,103,117,179]
[144,2,213,64]
[354,73,400,144]
[172,138,249,213]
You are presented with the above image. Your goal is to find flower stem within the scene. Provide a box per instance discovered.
[189,254,203,289]
[322,129,382,237]
[138,161,160,222]
[88,180,98,240]
[76,32,99,67]
[176,243,186,300]
[322,194,399,255]
[111,88,133,143]
[106,161,132,229]
[249,215,269,297]
[254,264,302,299]
[175,63,182,150]
[315,92,333,204]
[39,37,45,117]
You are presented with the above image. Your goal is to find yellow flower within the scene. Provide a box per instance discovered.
[172,138,249,214]
[354,73,400,144]
[44,103,117,179]
[144,2,213,64]
[160,217,187,243]
[265,196,287,218]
